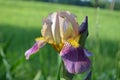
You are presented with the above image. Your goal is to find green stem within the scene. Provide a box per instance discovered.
[57,61,62,80]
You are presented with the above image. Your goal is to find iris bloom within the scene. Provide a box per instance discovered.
[25,11,92,74]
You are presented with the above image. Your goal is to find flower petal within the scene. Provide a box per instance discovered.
[79,16,88,34]
[60,11,79,38]
[25,39,46,60]
[84,49,93,57]
[60,42,91,74]
[41,18,54,43]
[51,12,61,44]
[59,15,73,42]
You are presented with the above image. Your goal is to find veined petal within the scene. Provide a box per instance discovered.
[41,18,54,43]
[60,11,79,37]
[59,15,73,42]
[51,12,61,44]
[54,12,61,44]
[60,42,91,74]
[25,38,46,60]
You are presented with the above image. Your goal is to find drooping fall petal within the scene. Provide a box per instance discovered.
[60,42,91,74]
[25,39,46,60]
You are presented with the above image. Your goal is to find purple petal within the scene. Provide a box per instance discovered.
[79,16,88,34]
[60,42,91,74]
[84,49,93,57]
[25,41,46,60]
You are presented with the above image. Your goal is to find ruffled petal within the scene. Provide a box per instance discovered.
[25,39,46,60]
[60,42,91,74]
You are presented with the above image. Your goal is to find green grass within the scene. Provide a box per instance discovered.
[0,1,119,80]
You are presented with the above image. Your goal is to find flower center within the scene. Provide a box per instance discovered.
[67,39,79,48]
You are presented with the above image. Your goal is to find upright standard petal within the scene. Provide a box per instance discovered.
[41,18,54,43]
[60,42,91,74]
[59,14,73,42]
[79,16,88,34]
[25,38,46,60]
[50,12,61,44]
[60,11,79,38]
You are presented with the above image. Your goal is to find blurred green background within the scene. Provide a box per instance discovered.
[0,0,119,80]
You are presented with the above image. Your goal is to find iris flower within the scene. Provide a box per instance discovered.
[25,11,92,74]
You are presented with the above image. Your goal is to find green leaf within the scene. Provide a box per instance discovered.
[84,70,92,80]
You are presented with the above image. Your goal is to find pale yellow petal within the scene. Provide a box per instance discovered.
[59,16,73,42]
[60,11,79,38]
[51,12,61,44]
[41,19,54,43]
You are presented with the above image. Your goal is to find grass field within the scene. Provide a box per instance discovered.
[0,1,120,80]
